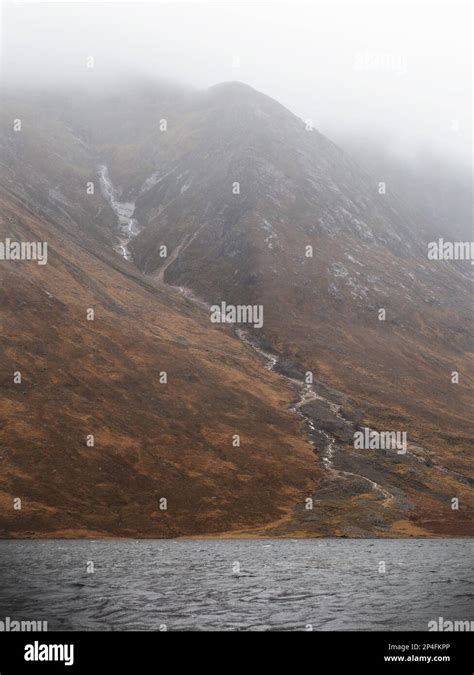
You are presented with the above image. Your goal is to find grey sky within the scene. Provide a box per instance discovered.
[1,1,472,164]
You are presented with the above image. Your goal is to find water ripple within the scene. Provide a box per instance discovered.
[0,539,472,631]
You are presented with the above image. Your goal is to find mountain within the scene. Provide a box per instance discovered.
[0,88,118,247]
[332,135,473,242]
[0,80,472,537]
[0,185,319,538]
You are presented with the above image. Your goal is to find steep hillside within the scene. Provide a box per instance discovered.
[0,187,319,537]
[0,89,117,246]
[0,81,472,537]
[125,84,473,520]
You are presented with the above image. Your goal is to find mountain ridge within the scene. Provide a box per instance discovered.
[0,80,472,537]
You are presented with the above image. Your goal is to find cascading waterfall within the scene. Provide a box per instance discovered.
[98,165,141,261]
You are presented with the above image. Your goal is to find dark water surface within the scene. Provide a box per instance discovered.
[0,539,472,631]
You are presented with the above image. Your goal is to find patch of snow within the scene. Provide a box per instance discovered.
[48,188,73,207]
[345,253,364,266]
[140,168,176,195]
[331,262,349,278]
[180,177,193,194]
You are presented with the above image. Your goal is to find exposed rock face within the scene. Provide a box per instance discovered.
[126,84,472,523]
[0,81,472,537]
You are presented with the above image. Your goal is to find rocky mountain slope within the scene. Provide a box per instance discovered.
[0,81,472,537]
[0,186,318,537]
